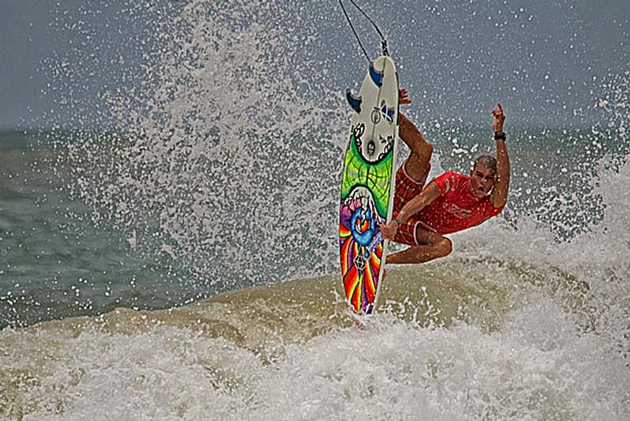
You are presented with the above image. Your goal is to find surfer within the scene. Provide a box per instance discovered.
[381,89,510,264]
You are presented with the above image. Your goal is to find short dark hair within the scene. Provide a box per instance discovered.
[473,155,497,172]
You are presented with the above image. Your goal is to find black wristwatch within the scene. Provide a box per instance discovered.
[394,217,403,227]
[494,131,506,141]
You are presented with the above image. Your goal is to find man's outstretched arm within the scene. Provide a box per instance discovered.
[491,103,510,209]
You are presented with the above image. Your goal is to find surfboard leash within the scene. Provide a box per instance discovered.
[338,0,389,61]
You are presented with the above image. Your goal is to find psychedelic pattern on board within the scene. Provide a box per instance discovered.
[339,57,398,314]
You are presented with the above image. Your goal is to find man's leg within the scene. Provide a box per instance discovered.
[387,226,452,264]
[399,113,433,181]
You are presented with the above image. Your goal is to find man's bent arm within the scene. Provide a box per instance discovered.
[398,181,441,223]
[381,181,440,240]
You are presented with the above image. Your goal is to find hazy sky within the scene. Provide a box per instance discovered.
[331,0,630,126]
[0,0,628,129]
[1,1,57,128]
[0,0,135,129]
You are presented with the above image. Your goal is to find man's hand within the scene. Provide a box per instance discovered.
[399,88,412,105]
[492,103,505,132]
[381,219,399,241]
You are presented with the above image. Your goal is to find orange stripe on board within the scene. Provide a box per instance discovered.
[344,265,360,301]
[339,223,351,238]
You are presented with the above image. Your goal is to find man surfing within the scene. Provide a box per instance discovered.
[381,89,510,264]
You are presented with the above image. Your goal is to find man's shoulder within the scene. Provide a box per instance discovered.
[437,171,468,179]
[436,171,469,186]
[432,171,468,195]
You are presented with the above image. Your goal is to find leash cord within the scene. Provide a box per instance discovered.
[339,0,388,61]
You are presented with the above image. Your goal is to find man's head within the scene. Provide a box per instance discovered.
[469,155,497,198]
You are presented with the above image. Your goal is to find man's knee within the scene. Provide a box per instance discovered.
[437,237,452,257]
[410,140,433,161]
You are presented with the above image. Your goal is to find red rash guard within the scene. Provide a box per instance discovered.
[419,171,505,235]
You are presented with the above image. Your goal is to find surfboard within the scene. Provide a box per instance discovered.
[339,56,399,315]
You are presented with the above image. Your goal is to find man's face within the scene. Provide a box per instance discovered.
[469,165,496,198]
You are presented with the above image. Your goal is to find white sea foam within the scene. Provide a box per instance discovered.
[2,296,628,421]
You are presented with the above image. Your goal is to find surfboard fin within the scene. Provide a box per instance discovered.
[346,89,362,113]
[369,62,383,87]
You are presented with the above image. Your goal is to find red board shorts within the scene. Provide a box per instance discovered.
[392,160,436,246]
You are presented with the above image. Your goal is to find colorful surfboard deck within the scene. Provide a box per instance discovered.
[339,56,399,315]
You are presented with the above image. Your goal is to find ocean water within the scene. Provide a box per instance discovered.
[2,1,630,420]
